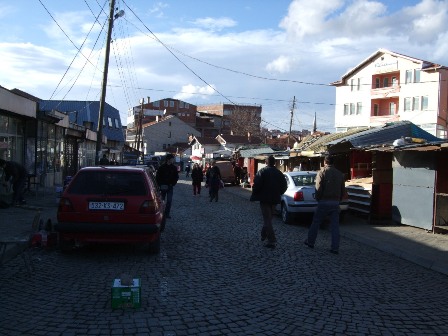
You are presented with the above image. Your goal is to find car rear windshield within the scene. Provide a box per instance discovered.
[68,171,148,196]
[292,174,316,186]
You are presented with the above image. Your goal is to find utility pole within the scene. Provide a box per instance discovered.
[135,98,146,162]
[95,0,116,165]
[287,96,296,148]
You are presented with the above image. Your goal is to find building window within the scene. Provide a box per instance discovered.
[421,96,428,110]
[413,97,420,110]
[103,117,106,126]
[392,77,397,86]
[344,104,349,116]
[375,78,380,89]
[179,102,184,108]
[405,70,412,84]
[164,100,168,107]
[114,119,120,128]
[108,117,113,127]
[404,97,411,111]
[154,101,159,107]
[373,104,379,116]
[357,78,361,91]
[169,122,172,126]
[414,69,421,83]
[350,79,355,91]
[383,77,389,87]
[389,102,396,115]
[168,131,171,138]
[356,102,362,115]
[163,144,166,149]
[185,103,189,108]
[350,103,355,115]
[170,101,174,107]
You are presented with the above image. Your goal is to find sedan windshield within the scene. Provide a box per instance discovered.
[291,174,316,186]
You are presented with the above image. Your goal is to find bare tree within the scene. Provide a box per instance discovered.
[228,105,262,137]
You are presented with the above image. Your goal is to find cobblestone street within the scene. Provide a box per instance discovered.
[1,177,447,336]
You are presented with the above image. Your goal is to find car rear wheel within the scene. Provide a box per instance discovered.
[148,234,161,254]
[281,203,292,224]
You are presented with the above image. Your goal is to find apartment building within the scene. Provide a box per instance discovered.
[331,49,448,138]
[197,103,262,136]
[128,98,197,128]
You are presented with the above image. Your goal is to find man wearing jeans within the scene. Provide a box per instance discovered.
[156,154,179,219]
[250,155,287,248]
[305,155,346,254]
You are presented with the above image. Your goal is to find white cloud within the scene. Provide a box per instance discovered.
[173,84,216,101]
[149,2,168,18]
[191,17,237,31]
[279,0,343,39]
[266,55,295,74]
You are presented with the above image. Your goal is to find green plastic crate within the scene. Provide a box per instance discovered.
[111,278,141,309]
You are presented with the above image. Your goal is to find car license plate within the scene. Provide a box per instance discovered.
[89,202,124,210]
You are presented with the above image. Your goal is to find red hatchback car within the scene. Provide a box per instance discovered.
[56,166,165,253]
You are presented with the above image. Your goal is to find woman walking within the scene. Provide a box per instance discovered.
[191,163,204,196]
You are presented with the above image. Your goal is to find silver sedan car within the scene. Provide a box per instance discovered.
[278,171,349,224]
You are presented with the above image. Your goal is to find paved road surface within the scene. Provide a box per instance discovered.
[1,178,447,335]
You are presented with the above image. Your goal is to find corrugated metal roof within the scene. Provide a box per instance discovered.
[327,121,440,149]
[39,100,125,142]
[239,147,274,158]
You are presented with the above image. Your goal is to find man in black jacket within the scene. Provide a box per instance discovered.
[250,155,287,248]
[156,154,179,218]
[0,158,27,206]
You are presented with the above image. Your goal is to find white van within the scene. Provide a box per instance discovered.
[214,161,235,185]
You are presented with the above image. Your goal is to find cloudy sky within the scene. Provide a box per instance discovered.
[1,0,448,132]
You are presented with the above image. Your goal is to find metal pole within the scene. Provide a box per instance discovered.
[95,0,116,165]
[288,96,296,148]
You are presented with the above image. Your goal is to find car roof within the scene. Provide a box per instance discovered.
[78,166,146,173]
[284,171,317,176]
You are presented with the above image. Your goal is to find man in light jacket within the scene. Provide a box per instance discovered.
[304,155,346,254]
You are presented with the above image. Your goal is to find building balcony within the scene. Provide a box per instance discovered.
[369,114,400,125]
[370,85,400,98]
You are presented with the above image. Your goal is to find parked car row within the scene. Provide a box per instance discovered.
[54,168,347,253]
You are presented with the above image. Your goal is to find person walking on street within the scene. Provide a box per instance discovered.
[156,154,179,218]
[205,160,222,202]
[185,164,191,177]
[304,155,346,254]
[99,154,109,165]
[191,163,204,196]
[250,155,287,248]
[0,158,27,206]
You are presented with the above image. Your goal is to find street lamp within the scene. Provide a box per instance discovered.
[95,0,124,165]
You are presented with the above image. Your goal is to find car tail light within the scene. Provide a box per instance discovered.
[140,200,157,214]
[294,191,304,201]
[58,198,74,212]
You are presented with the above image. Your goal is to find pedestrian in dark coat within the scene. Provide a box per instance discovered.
[191,163,204,196]
[0,159,27,206]
[156,154,179,218]
[205,160,222,202]
[250,155,287,248]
